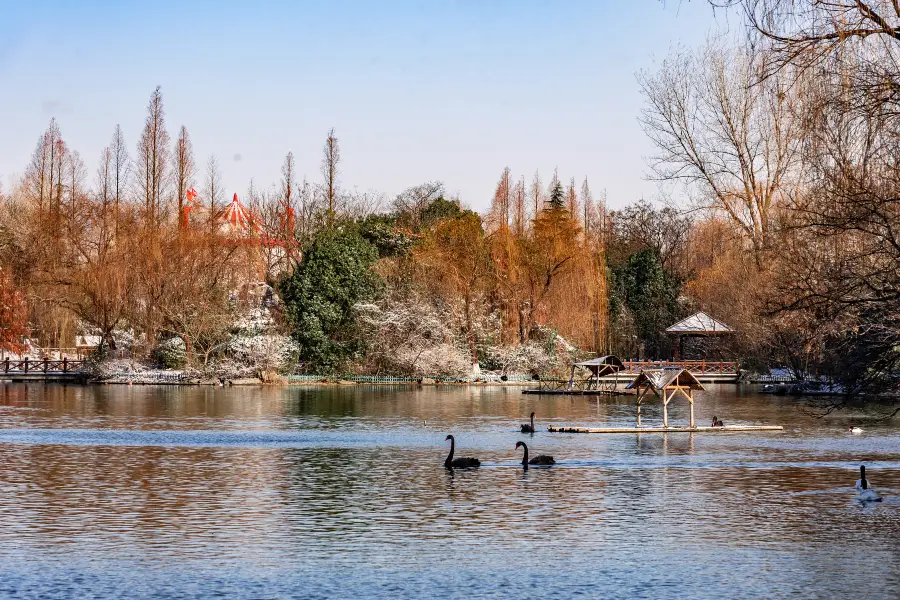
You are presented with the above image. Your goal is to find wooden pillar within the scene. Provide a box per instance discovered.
[689,388,695,428]
[637,389,643,427]
[663,388,669,428]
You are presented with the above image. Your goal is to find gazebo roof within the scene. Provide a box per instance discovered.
[666,311,733,335]
[626,367,704,391]
[572,355,624,376]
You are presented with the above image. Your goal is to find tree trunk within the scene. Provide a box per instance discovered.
[518,300,529,344]
[464,292,478,366]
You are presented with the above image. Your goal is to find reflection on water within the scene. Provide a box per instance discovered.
[0,383,898,599]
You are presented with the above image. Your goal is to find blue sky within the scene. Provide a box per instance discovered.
[0,1,734,211]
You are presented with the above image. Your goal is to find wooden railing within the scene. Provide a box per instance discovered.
[2,357,86,375]
[619,360,739,375]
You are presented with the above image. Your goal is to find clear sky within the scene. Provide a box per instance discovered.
[0,1,733,212]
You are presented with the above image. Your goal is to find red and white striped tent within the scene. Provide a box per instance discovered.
[220,193,262,236]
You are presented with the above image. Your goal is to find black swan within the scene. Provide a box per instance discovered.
[444,435,480,469]
[520,412,536,433]
[516,441,555,466]
[856,465,882,502]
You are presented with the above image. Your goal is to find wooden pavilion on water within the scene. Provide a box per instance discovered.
[547,366,783,434]
[522,355,628,395]
[627,367,703,428]
[666,311,734,360]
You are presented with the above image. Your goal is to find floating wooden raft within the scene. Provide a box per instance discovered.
[547,425,783,434]
[521,389,634,396]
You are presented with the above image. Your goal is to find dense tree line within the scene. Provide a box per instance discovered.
[2,0,899,406]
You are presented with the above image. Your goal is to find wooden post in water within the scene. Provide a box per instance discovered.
[637,390,643,426]
[689,388,695,428]
[663,388,669,428]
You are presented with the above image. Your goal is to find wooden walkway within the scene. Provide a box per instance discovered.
[522,389,634,396]
[547,425,783,434]
[1,358,86,382]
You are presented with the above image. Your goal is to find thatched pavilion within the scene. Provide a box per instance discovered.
[666,312,733,360]
[567,355,625,391]
[626,367,705,428]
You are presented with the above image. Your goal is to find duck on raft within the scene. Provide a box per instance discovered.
[444,435,480,469]
[855,465,882,503]
[520,412,536,433]
[515,441,555,468]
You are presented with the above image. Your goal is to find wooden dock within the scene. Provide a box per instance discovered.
[522,389,634,396]
[547,425,783,434]
[1,358,86,382]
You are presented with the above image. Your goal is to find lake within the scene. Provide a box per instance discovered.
[0,382,897,599]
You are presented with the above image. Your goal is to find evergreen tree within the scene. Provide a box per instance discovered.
[547,179,566,211]
[278,227,382,372]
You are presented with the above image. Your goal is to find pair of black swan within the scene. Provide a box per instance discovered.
[443,435,554,469]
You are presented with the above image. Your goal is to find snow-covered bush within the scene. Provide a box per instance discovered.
[356,296,472,377]
[153,337,186,369]
[480,342,555,376]
[226,333,299,375]
[231,306,277,336]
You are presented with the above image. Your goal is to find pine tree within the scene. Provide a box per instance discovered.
[547,177,565,211]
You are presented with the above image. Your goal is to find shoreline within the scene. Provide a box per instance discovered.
[90,378,538,387]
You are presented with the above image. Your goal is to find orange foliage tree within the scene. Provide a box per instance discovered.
[414,211,492,365]
[0,267,29,355]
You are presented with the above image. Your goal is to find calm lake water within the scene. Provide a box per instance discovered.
[0,383,897,599]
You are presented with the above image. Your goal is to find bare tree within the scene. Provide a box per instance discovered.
[66,149,86,222]
[512,176,527,235]
[717,1,900,77]
[638,40,801,260]
[204,155,224,229]
[530,171,544,221]
[490,167,511,230]
[173,125,196,228]
[110,125,129,232]
[135,86,171,229]
[393,181,444,229]
[581,178,594,235]
[566,177,579,223]
[321,128,340,224]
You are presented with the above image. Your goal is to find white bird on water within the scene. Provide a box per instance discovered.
[849,426,863,434]
[855,465,882,503]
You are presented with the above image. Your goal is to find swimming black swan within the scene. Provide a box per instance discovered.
[520,412,536,433]
[516,441,555,466]
[855,465,882,502]
[444,435,480,469]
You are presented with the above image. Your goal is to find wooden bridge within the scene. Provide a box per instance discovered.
[1,357,87,382]
[608,360,739,383]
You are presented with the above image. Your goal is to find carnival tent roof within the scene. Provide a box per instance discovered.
[625,367,704,391]
[665,311,733,335]
[220,193,261,235]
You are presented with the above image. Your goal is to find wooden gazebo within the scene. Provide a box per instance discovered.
[567,355,625,392]
[626,367,704,428]
[666,312,733,360]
